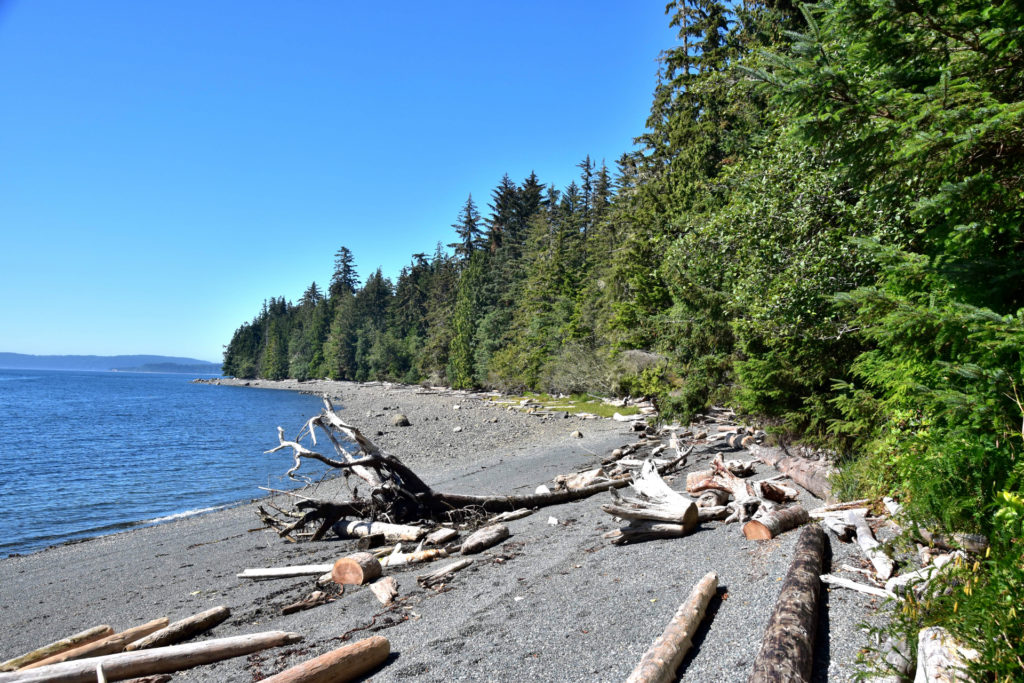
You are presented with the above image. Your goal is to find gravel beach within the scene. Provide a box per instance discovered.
[0,380,887,681]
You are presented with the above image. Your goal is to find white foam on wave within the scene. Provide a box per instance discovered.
[143,503,233,524]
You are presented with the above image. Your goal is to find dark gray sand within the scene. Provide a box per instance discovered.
[0,381,887,681]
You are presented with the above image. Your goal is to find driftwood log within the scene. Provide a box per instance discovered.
[126,607,230,651]
[846,510,894,580]
[0,632,303,683]
[626,572,718,683]
[417,558,474,588]
[23,619,169,670]
[282,591,332,615]
[748,525,826,683]
[743,506,810,540]
[748,445,832,501]
[0,626,113,672]
[332,552,383,586]
[460,524,510,554]
[238,565,334,580]
[261,636,390,683]
[915,627,978,683]
[602,460,698,544]
[257,399,689,539]
[369,577,399,605]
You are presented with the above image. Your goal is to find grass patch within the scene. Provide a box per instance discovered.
[487,392,643,419]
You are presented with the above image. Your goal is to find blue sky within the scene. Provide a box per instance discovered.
[0,1,678,363]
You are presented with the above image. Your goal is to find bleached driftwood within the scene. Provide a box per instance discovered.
[260,635,390,683]
[625,572,718,683]
[0,626,113,672]
[846,510,894,580]
[749,525,825,683]
[460,524,510,554]
[417,558,474,588]
[379,546,449,567]
[819,516,855,542]
[819,574,896,600]
[281,591,331,615]
[369,577,399,605]
[885,552,964,597]
[332,519,427,543]
[238,565,334,580]
[126,606,230,651]
[487,509,534,524]
[915,627,978,683]
[602,460,699,544]
[23,619,169,670]
[0,632,302,683]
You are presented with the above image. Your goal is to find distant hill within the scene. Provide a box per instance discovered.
[0,353,222,374]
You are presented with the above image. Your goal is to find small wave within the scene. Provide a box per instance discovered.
[142,504,234,524]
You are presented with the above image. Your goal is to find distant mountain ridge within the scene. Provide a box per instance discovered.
[0,353,222,374]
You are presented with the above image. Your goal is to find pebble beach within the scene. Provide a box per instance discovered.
[0,380,886,681]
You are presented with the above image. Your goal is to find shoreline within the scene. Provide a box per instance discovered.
[0,380,882,681]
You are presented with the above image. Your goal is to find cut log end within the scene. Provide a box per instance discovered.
[332,552,383,586]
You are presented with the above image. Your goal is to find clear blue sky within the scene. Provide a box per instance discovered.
[0,1,678,363]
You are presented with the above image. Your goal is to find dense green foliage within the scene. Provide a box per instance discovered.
[224,1,1022,673]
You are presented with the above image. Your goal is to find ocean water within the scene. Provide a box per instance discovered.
[0,369,335,557]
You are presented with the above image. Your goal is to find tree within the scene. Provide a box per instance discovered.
[329,247,358,299]
[449,195,484,262]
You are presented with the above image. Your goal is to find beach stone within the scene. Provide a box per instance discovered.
[392,413,411,427]
[453,426,463,433]
[571,430,583,439]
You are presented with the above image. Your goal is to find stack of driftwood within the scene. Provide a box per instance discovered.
[2,401,989,682]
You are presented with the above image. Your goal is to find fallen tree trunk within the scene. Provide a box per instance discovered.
[260,636,390,683]
[126,607,230,651]
[0,631,302,683]
[0,626,113,672]
[743,506,810,541]
[915,627,978,683]
[257,400,690,538]
[748,444,833,502]
[626,572,718,683]
[748,525,826,683]
[23,619,169,670]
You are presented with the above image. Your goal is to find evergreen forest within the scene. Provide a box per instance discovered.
[223,0,1023,674]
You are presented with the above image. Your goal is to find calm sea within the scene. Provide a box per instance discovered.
[0,369,335,557]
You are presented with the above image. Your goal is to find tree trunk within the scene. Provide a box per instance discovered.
[914,627,978,683]
[743,506,810,541]
[0,632,302,683]
[332,552,383,586]
[22,619,169,670]
[748,525,826,683]
[626,572,718,683]
[126,607,230,651]
[1,626,113,672]
[260,636,390,683]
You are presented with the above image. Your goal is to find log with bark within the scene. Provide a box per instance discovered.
[0,626,113,672]
[748,525,826,683]
[747,444,833,502]
[626,572,718,683]
[260,636,390,683]
[0,631,302,683]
